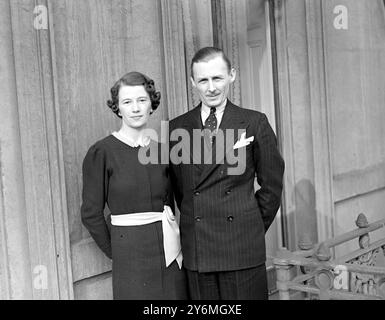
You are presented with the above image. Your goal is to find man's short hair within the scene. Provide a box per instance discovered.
[190,47,232,78]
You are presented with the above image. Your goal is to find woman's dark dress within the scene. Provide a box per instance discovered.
[81,135,187,300]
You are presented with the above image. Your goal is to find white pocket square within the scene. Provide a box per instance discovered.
[233,132,254,149]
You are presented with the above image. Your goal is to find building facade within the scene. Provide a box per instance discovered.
[1,0,384,299]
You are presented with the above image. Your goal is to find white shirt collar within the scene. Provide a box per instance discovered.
[201,99,227,117]
[200,99,227,128]
[112,131,151,148]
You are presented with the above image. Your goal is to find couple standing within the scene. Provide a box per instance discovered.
[81,47,285,300]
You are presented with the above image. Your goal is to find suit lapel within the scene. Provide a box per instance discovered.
[196,101,248,189]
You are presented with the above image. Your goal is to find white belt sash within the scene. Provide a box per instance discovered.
[111,205,183,269]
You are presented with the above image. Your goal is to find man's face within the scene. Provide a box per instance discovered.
[191,55,236,108]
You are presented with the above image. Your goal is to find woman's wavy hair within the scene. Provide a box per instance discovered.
[106,71,161,118]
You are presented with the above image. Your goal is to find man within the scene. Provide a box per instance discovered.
[169,47,284,300]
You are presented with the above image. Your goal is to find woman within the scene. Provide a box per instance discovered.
[81,71,188,300]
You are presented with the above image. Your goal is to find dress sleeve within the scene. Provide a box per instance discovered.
[81,144,112,259]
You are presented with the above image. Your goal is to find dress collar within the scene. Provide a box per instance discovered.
[112,131,151,148]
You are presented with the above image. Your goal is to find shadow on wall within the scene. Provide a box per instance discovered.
[284,179,379,257]
[286,179,319,250]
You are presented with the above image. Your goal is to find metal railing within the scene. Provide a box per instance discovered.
[273,213,385,300]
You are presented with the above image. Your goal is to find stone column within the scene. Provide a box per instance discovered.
[0,0,33,300]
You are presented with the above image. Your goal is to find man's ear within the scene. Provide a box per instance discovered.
[190,76,197,88]
[230,68,236,83]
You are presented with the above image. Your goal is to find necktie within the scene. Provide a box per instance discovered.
[204,107,217,144]
[204,107,217,133]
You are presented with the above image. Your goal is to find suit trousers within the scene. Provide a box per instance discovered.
[186,264,268,300]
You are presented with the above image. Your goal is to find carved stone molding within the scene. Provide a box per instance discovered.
[273,0,334,247]
[160,0,189,118]
[9,0,73,299]
[181,0,214,109]
[0,0,35,299]
[271,0,298,249]
[160,0,214,115]
[274,214,385,299]
[305,0,334,242]
[0,152,10,300]
[181,0,199,108]
[211,0,241,105]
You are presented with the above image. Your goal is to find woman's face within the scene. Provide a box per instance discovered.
[118,85,152,130]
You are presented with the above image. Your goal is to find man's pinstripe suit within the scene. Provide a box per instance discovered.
[169,100,285,275]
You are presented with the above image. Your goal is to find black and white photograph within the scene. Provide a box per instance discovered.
[0,0,384,303]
